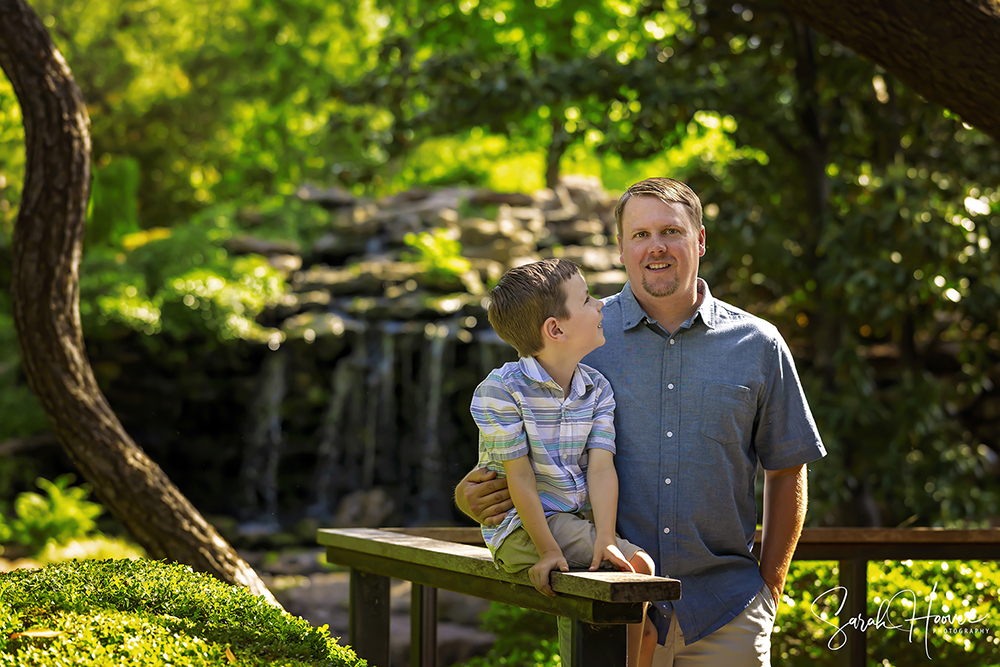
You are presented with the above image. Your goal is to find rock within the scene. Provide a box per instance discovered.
[225,236,301,256]
[311,231,368,261]
[469,189,534,207]
[268,254,302,273]
[333,204,383,237]
[548,219,607,245]
[561,174,609,218]
[552,246,620,272]
[333,488,395,527]
[296,184,356,209]
[585,270,628,297]
[282,311,365,340]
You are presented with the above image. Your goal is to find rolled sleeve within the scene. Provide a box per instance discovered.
[472,377,529,461]
[755,335,826,470]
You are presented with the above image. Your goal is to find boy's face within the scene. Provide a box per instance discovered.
[557,272,605,357]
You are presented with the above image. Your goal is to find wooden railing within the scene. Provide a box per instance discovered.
[319,527,1000,667]
[317,527,680,667]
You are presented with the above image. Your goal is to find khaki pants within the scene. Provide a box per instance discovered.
[558,584,777,666]
[494,511,643,572]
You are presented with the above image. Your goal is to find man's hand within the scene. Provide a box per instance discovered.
[529,549,569,597]
[455,467,513,526]
[589,540,634,572]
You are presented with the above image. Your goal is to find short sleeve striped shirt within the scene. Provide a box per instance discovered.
[471,356,616,556]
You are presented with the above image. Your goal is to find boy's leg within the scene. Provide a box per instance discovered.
[627,552,657,667]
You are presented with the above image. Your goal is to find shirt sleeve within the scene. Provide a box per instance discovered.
[471,375,529,462]
[755,332,827,470]
[585,373,616,453]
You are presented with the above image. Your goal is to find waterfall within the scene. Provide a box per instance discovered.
[417,324,449,522]
[308,352,355,518]
[239,348,287,527]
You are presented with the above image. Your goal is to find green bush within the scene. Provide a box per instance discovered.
[455,602,560,667]
[0,559,365,667]
[2,475,104,553]
[455,560,1000,667]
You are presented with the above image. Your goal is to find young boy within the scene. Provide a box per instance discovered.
[471,258,657,667]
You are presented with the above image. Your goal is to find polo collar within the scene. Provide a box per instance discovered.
[518,356,592,397]
[619,278,718,331]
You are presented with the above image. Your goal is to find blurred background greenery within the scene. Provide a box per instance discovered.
[0,0,998,540]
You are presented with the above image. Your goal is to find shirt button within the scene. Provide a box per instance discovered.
[668,383,674,390]
[669,339,675,346]
[667,431,673,438]
[665,478,672,485]
[663,527,670,534]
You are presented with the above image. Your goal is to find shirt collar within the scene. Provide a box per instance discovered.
[518,356,592,396]
[618,278,717,331]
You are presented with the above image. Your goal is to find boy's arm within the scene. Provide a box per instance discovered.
[503,455,568,597]
[586,448,633,572]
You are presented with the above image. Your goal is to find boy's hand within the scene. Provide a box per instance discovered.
[456,468,513,526]
[529,549,569,597]
[590,540,634,572]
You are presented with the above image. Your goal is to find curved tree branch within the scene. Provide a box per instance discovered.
[776,0,1000,141]
[0,0,277,606]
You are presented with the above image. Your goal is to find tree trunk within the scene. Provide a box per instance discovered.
[0,0,278,606]
[776,0,1000,141]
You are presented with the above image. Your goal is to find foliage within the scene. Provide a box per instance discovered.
[0,475,104,555]
[0,559,365,666]
[456,602,560,667]
[77,172,287,344]
[402,228,473,281]
[455,561,1000,667]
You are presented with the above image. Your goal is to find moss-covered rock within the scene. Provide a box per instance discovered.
[0,559,365,666]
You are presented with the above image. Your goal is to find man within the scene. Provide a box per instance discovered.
[457,177,826,665]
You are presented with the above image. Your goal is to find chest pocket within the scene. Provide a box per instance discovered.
[699,382,755,445]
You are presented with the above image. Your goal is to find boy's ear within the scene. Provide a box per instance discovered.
[541,316,563,342]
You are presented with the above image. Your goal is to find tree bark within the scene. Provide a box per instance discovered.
[777,0,1000,141]
[0,0,278,606]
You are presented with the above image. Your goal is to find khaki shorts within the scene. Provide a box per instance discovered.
[494,511,645,572]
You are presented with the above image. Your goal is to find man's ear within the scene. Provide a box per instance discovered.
[541,316,563,343]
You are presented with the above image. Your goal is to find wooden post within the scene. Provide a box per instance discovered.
[570,620,627,667]
[838,559,868,667]
[349,569,391,667]
[410,583,438,667]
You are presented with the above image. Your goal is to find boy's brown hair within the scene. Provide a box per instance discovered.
[487,259,581,357]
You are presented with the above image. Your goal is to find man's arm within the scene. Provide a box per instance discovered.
[586,449,632,572]
[504,456,568,597]
[455,467,512,525]
[759,463,808,607]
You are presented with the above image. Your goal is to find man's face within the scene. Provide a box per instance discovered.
[617,196,705,302]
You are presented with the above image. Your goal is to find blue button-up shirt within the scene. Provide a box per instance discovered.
[583,279,826,644]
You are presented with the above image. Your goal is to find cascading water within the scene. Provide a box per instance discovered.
[239,348,287,528]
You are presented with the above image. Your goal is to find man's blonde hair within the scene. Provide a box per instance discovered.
[614,177,704,238]
[487,259,580,357]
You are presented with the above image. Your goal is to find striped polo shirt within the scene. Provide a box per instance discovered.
[471,356,616,556]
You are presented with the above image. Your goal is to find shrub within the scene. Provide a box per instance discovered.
[0,559,365,667]
[4,475,103,553]
[455,560,1000,667]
